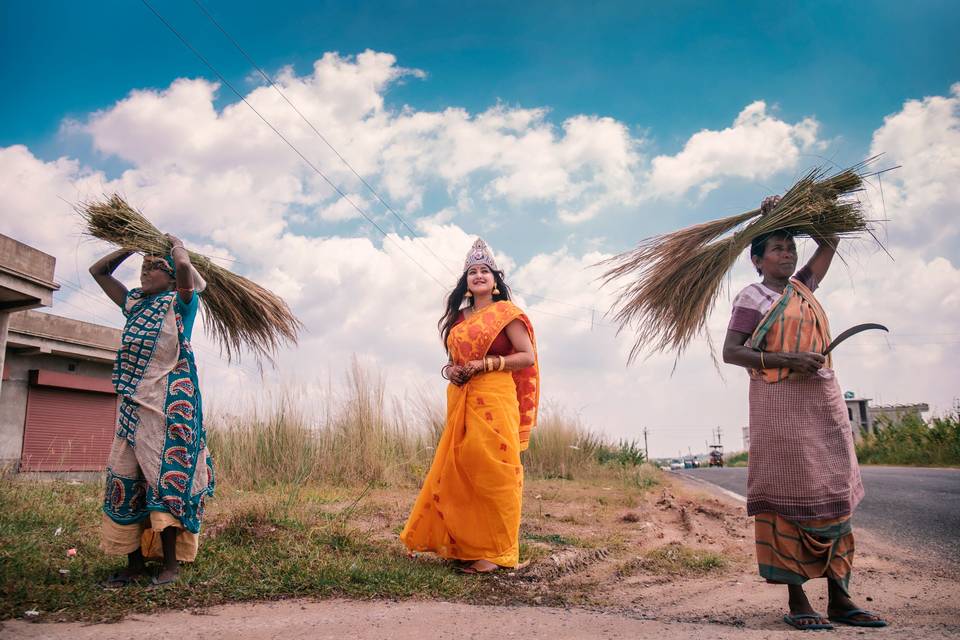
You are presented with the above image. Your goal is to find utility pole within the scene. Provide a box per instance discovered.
[643,427,649,461]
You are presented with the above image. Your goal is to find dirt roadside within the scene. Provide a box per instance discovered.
[2,598,956,640]
[3,475,957,639]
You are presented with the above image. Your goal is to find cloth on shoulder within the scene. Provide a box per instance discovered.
[728,265,817,335]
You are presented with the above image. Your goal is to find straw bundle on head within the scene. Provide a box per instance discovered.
[79,194,301,363]
[600,162,882,363]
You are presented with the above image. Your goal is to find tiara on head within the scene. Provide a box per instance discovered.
[463,237,500,273]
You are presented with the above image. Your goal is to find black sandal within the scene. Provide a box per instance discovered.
[101,571,145,589]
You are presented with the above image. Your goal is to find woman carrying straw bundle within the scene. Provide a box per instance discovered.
[90,234,214,588]
[722,196,887,630]
[401,238,539,574]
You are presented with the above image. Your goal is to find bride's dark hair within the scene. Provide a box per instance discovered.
[438,269,512,351]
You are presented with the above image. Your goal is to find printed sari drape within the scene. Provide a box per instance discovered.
[750,277,833,383]
[100,289,214,561]
[401,301,539,567]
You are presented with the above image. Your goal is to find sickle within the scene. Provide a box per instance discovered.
[823,323,889,355]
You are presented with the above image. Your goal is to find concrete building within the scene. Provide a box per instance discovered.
[843,390,928,438]
[1,234,121,472]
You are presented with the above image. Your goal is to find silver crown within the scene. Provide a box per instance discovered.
[463,237,500,273]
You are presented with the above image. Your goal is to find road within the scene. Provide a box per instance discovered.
[675,466,960,561]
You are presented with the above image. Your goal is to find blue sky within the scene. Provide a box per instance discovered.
[3,1,958,453]
[4,0,957,158]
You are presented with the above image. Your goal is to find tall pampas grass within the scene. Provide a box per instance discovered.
[78,194,301,362]
[600,161,884,362]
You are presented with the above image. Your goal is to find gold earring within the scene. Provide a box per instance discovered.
[465,290,473,298]
[492,287,500,295]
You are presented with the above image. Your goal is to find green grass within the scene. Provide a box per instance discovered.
[1,362,669,622]
[856,411,960,467]
[0,480,487,623]
[725,451,749,467]
[522,532,582,547]
[636,542,728,575]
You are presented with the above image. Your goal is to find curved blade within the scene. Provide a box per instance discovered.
[823,323,889,355]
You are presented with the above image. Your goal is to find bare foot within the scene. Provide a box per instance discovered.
[461,559,499,574]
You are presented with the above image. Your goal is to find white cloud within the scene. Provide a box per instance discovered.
[867,83,960,252]
[647,101,821,198]
[3,54,957,458]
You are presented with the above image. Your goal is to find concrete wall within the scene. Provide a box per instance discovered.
[0,351,114,468]
[8,310,120,356]
[0,234,56,283]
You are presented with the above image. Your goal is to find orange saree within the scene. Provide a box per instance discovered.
[400,301,539,567]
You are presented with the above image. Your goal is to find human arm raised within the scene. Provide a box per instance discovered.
[165,234,195,303]
[88,249,133,308]
[802,232,838,287]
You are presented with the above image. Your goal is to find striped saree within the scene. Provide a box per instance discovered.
[755,513,854,592]
[401,301,539,568]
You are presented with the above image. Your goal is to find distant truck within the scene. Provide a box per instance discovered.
[708,444,724,467]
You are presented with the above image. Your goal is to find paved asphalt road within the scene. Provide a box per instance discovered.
[675,466,960,562]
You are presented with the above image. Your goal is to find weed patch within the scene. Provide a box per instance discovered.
[639,542,728,575]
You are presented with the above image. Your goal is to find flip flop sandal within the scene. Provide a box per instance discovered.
[783,613,835,631]
[101,571,145,589]
[148,574,179,589]
[828,608,888,627]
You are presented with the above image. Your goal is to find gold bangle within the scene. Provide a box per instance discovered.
[485,357,492,373]
[498,355,505,371]
[760,351,766,369]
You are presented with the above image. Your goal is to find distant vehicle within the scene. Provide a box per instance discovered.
[669,459,683,470]
[709,444,724,467]
[683,457,700,469]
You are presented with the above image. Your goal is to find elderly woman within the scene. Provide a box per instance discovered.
[89,235,214,588]
[722,197,887,630]
[401,238,539,574]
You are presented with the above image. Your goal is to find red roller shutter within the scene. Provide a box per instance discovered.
[20,386,118,472]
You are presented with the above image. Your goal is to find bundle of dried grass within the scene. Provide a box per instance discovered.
[601,162,882,363]
[79,194,301,363]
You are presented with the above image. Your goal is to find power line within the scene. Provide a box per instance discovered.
[135,2,960,346]
[190,0,456,277]
[186,0,607,320]
[139,0,448,292]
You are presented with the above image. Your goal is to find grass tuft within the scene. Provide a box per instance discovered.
[640,542,728,575]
